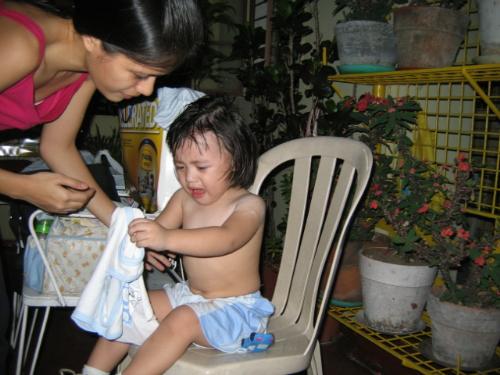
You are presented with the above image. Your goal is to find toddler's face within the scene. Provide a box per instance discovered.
[174,132,233,205]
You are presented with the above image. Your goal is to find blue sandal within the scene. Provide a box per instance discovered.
[241,332,274,352]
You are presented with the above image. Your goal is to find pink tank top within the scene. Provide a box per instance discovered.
[0,5,89,131]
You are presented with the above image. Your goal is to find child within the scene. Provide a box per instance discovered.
[83,95,274,375]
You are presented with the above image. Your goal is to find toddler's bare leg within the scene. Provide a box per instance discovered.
[123,305,209,375]
[86,338,130,372]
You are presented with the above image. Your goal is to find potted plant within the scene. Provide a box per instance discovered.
[334,93,448,334]
[393,0,469,68]
[334,0,403,73]
[418,154,500,370]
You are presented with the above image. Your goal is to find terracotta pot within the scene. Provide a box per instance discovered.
[393,6,469,69]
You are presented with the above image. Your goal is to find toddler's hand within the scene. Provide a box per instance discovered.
[128,218,167,250]
[145,250,175,271]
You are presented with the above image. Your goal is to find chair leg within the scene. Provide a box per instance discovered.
[10,292,21,348]
[24,309,39,363]
[307,341,323,375]
[28,307,51,375]
[15,305,28,375]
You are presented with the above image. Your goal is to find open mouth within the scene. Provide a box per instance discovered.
[191,188,204,198]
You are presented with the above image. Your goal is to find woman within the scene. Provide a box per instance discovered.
[0,0,203,225]
[0,3,202,371]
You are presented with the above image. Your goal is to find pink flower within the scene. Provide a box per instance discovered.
[456,228,470,240]
[443,200,452,209]
[440,226,454,237]
[356,98,369,112]
[374,190,383,196]
[369,200,378,209]
[417,203,429,213]
[458,161,470,172]
[370,183,380,191]
[388,107,396,113]
[474,256,486,266]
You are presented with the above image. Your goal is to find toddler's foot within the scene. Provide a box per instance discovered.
[241,332,274,352]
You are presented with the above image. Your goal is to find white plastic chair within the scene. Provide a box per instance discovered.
[14,210,80,375]
[119,136,373,374]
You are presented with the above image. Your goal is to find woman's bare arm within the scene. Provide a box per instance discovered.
[40,79,116,225]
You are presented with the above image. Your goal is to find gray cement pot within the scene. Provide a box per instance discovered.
[359,247,437,334]
[476,0,500,63]
[335,20,396,72]
[427,290,500,371]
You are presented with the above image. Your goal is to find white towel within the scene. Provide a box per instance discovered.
[71,207,159,345]
[154,87,205,128]
[154,87,205,212]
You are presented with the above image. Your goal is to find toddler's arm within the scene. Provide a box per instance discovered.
[129,194,265,257]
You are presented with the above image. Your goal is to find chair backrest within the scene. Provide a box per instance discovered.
[249,136,372,355]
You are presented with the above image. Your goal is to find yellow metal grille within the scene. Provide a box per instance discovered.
[328,306,500,374]
[329,66,500,228]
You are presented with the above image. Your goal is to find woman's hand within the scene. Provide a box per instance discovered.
[21,171,95,213]
[128,218,168,251]
[144,250,176,271]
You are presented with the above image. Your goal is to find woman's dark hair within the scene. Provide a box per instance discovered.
[18,0,204,69]
[74,0,203,69]
[167,95,259,189]
[14,1,74,18]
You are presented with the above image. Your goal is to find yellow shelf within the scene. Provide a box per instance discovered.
[328,64,500,85]
[328,306,500,374]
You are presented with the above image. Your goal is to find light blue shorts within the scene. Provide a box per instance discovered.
[163,281,274,353]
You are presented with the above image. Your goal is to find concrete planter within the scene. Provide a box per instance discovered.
[359,247,437,334]
[335,20,396,73]
[426,289,500,370]
[476,0,500,63]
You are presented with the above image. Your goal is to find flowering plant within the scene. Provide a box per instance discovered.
[370,146,500,308]
[335,93,499,308]
[412,154,500,308]
[332,93,422,241]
